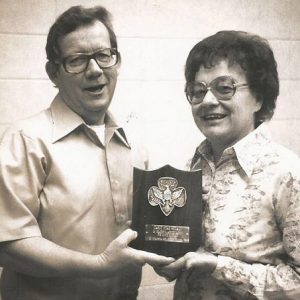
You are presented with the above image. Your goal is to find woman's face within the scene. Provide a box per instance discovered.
[191,60,262,149]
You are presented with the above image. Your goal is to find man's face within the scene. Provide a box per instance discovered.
[53,20,118,124]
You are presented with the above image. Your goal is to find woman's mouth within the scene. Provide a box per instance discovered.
[202,113,226,121]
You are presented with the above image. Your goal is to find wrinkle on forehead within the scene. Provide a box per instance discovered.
[58,20,111,57]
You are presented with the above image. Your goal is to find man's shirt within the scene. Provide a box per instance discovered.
[0,94,148,300]
[174,124,300,300]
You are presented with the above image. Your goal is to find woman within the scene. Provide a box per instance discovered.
[158,31,300,299]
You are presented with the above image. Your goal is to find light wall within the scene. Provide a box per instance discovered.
[0,1,300,299]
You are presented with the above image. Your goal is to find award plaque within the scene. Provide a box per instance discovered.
[130,165,202,257]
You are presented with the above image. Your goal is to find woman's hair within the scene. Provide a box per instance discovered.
[185,30,279,126]
[46,5,117,63]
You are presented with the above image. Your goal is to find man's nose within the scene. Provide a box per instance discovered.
[201,89,219,105]
[86,58,103,76]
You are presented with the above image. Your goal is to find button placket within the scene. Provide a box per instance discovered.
[106,140,132,225]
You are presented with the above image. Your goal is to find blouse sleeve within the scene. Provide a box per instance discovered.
[211,171,300,299]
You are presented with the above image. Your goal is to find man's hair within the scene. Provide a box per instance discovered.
[185,30,279,126]
[46,5,117,63]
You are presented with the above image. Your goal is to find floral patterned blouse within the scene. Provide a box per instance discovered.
[174,124,300,300]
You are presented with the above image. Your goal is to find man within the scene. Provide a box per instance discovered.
[0,5,173,300]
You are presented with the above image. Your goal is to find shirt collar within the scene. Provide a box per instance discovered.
[50,94,84,143]
[193,123,272,177]
[233,123,272,177]
[194,139,213,164]
[104,112,131,148]
[50,94,131,148]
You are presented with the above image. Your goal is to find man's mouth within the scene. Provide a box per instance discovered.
[84,84,105,93]
[202,113,226,121]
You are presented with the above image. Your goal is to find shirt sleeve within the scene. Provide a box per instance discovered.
[0,129,46,242]
[211,171,300,299]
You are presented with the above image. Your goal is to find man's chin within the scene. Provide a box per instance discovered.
[85,98,111,111]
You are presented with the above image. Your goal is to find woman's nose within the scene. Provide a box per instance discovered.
[201,89,219,105]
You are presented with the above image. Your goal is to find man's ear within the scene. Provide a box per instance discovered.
[115,53,121,75]
[116,65,120,76]
[45,61,59,85]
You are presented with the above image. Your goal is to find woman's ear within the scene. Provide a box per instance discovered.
[255,98,263,113]
[45,61,59,85]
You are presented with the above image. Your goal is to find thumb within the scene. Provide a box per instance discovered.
[116,229,138,246]
[202,185,209,194]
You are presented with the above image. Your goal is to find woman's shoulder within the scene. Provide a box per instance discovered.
[267,140,300,177]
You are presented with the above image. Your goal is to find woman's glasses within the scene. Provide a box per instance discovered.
[186,76,248,105]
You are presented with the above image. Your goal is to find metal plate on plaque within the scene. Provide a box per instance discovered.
[130,165,202,257]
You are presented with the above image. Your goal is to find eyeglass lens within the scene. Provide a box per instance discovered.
[64,48,118,73]
[187,76,237,104]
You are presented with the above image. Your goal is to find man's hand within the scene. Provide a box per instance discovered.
[154,248,217,281]
[97,229,174,275]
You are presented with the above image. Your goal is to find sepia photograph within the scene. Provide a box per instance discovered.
[0,0,299,299]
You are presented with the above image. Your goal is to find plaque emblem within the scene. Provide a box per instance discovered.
[148,177,187,216]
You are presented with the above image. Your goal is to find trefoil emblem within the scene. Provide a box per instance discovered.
[148,177,187,216]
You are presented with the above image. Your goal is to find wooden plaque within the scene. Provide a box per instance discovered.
[130,165,202,257]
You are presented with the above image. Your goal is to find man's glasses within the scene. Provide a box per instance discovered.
[58,48,119,74]
[185,76,248,105]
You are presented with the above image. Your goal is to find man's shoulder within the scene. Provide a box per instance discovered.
[2,107,53,142]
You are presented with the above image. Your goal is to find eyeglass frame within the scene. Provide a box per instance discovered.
[185,75,248,105]
[55,48,120,74]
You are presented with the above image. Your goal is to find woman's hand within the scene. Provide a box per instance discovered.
[184,248,217,272]
[155,248,217,281]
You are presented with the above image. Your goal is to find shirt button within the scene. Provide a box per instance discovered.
[117,214,125,222]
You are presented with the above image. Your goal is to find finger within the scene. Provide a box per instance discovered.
[154,258,185,281]
[195,247,205,254]
[146,254,175,266]
[153,266,177,282]
[202,186,210,194]
[153,266,164,274]
[186,257,201,270]
[115,229,137,246]
[183,252,202,270]
[164,256,186,270]
[153,266,167,277]
[185,252,217,273]
[134,250,174,266]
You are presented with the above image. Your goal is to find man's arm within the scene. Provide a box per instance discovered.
[0,229,174,278]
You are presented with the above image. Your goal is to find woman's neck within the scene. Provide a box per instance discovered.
[211,145,225,164]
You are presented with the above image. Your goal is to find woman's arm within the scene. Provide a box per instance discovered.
[211,172,300,298]
[157,172,300,299]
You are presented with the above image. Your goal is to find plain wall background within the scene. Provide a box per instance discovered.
[0,0,300,299]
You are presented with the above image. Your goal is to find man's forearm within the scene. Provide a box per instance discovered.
[0,236,101,278]
[0,230,174,279]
